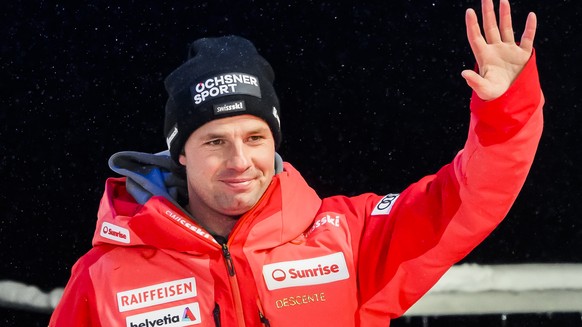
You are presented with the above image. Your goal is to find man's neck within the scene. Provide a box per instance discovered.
[185,204,238,239]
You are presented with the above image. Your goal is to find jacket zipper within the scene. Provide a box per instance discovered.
[213,303,221,327]
[214,202,267,327]
[221,243,236,276]
[216,237,246,326]
[258,310,271,327]
[256,298,271,326]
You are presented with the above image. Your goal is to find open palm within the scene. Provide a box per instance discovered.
[461,0,537,100]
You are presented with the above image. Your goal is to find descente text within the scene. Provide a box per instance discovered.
[275,292,326,309]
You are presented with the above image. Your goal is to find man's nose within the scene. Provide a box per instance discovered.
[226,142,251,171]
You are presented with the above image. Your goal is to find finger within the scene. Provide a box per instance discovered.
[461,69,487,92]
[498,0,515,43]
[481,0,501,43]
[466,8,487,54]
[519,12,537,53]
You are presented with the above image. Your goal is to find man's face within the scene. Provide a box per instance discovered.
[179,115,276,219]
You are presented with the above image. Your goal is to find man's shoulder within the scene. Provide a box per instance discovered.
[73,244,119,268]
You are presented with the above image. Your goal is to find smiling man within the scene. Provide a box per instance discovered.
[50,1,544,326]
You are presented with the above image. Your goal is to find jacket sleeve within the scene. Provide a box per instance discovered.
[49,253,102,326]
[355,52,544,321]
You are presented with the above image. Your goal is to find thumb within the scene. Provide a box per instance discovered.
[461,69,489,98]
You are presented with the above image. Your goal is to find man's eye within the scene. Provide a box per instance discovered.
[248,135,264,142]
[206,139,224,146]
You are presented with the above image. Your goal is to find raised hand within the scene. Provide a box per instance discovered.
[461,0,537,100]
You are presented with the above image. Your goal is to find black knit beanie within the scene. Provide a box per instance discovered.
[163,35,282,164]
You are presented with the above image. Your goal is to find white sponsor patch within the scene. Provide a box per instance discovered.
[100,222,130,244]
[117,278,197,312]
[125,302,201,327]
[213,100,246,114]
[166,125,178,149]
[192,72,261,105]
[262,252,349,291]
[371,194,399,216]
[272,106,280,127]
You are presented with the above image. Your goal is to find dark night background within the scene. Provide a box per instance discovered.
[1,0,580,325]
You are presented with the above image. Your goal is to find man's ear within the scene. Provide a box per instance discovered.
[179,153,187,166]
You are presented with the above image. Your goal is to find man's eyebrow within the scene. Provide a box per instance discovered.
[247,126,271,134]
[202,132,226,140]
[199,127,270,139]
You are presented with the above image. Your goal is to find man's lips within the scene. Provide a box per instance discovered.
[220,177,255,189]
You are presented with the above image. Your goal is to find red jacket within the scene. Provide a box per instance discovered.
[50,54,543,327]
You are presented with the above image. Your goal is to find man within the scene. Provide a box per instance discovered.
[50,0,543,325]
